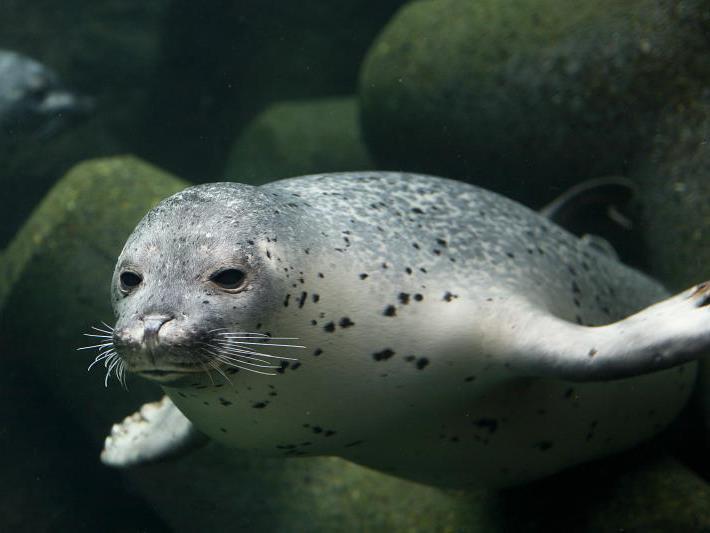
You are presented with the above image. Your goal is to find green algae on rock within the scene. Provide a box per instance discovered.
[359,0,710,206]
[224,97,374,185]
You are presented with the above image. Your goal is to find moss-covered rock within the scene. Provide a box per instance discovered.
[359,0,710,206]
[224,97,374,184]
[499,448,710,532]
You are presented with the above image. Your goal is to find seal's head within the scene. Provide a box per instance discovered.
[0,49,94,141]
[111,183,292,383]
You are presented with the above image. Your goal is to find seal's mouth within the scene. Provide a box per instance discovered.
[136,368,202,383]
[80,323,306,387]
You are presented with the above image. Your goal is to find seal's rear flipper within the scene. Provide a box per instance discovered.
[510,282,710,382]
[101,395,208,468]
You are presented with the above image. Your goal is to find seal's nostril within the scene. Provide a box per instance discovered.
[142,314,174,346]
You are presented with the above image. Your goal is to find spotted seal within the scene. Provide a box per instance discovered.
[93,172,708,489]
[0,49,93,144]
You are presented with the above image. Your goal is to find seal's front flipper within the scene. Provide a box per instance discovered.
[510,282,710,382]
[101,395,208,468]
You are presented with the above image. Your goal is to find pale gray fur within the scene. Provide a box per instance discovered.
[106,172,703,488]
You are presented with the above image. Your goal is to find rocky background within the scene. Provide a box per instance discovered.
[2,0,710,531]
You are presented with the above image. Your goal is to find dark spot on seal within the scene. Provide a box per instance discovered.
[473,418,498,433]
[323,322,336,333]
[313,348,323,356]
[383,305,397,317]
[436,238,448,247]
[318,272,324,278]
[414,294,424,301]
[312,294,320,303]
[312,426,323,434]
[411,207,424,214]
[464,376,476,382]
[588,348,597,357]
[398,293,410,304]
[416,358,429,370]
[220,427,228,433]
[219,398,232,406]
[412,243,420,249]
[405,267,413,275]
[283,294,290,307]
[298,292,307,308]
[345,440,364,448]
[404,355,416,362]
[443,291,458,302]
[325,430,336,437]
[339,317,355,328]
[373,349,395,361]
[253,402,268,409]
[359,273,368,280]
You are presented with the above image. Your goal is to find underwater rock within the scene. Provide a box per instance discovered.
[145,0,407,180]
[499,448,710,532]
[633,95,710,292]
[224,97,374,184]
[0,0,170,246]
[359,0,710,206]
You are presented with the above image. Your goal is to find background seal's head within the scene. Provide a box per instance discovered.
[0,49,94,142]
[110,183,289,383]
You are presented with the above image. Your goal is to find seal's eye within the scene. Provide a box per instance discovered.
[119,271,142,293]
[210,268,246,290]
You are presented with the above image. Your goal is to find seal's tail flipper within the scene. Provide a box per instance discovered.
[511,282,710,382]
[101,395,208,468]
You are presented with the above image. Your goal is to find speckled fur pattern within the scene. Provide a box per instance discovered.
[113,172,696,489]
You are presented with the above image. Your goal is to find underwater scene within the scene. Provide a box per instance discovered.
[1,1,710,531]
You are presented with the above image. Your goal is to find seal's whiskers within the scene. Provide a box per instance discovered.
[80,323,125,389]
[199,348,278,376]
[212,343,298,363]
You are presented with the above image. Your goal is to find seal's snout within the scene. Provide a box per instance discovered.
[142,314,174,350]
